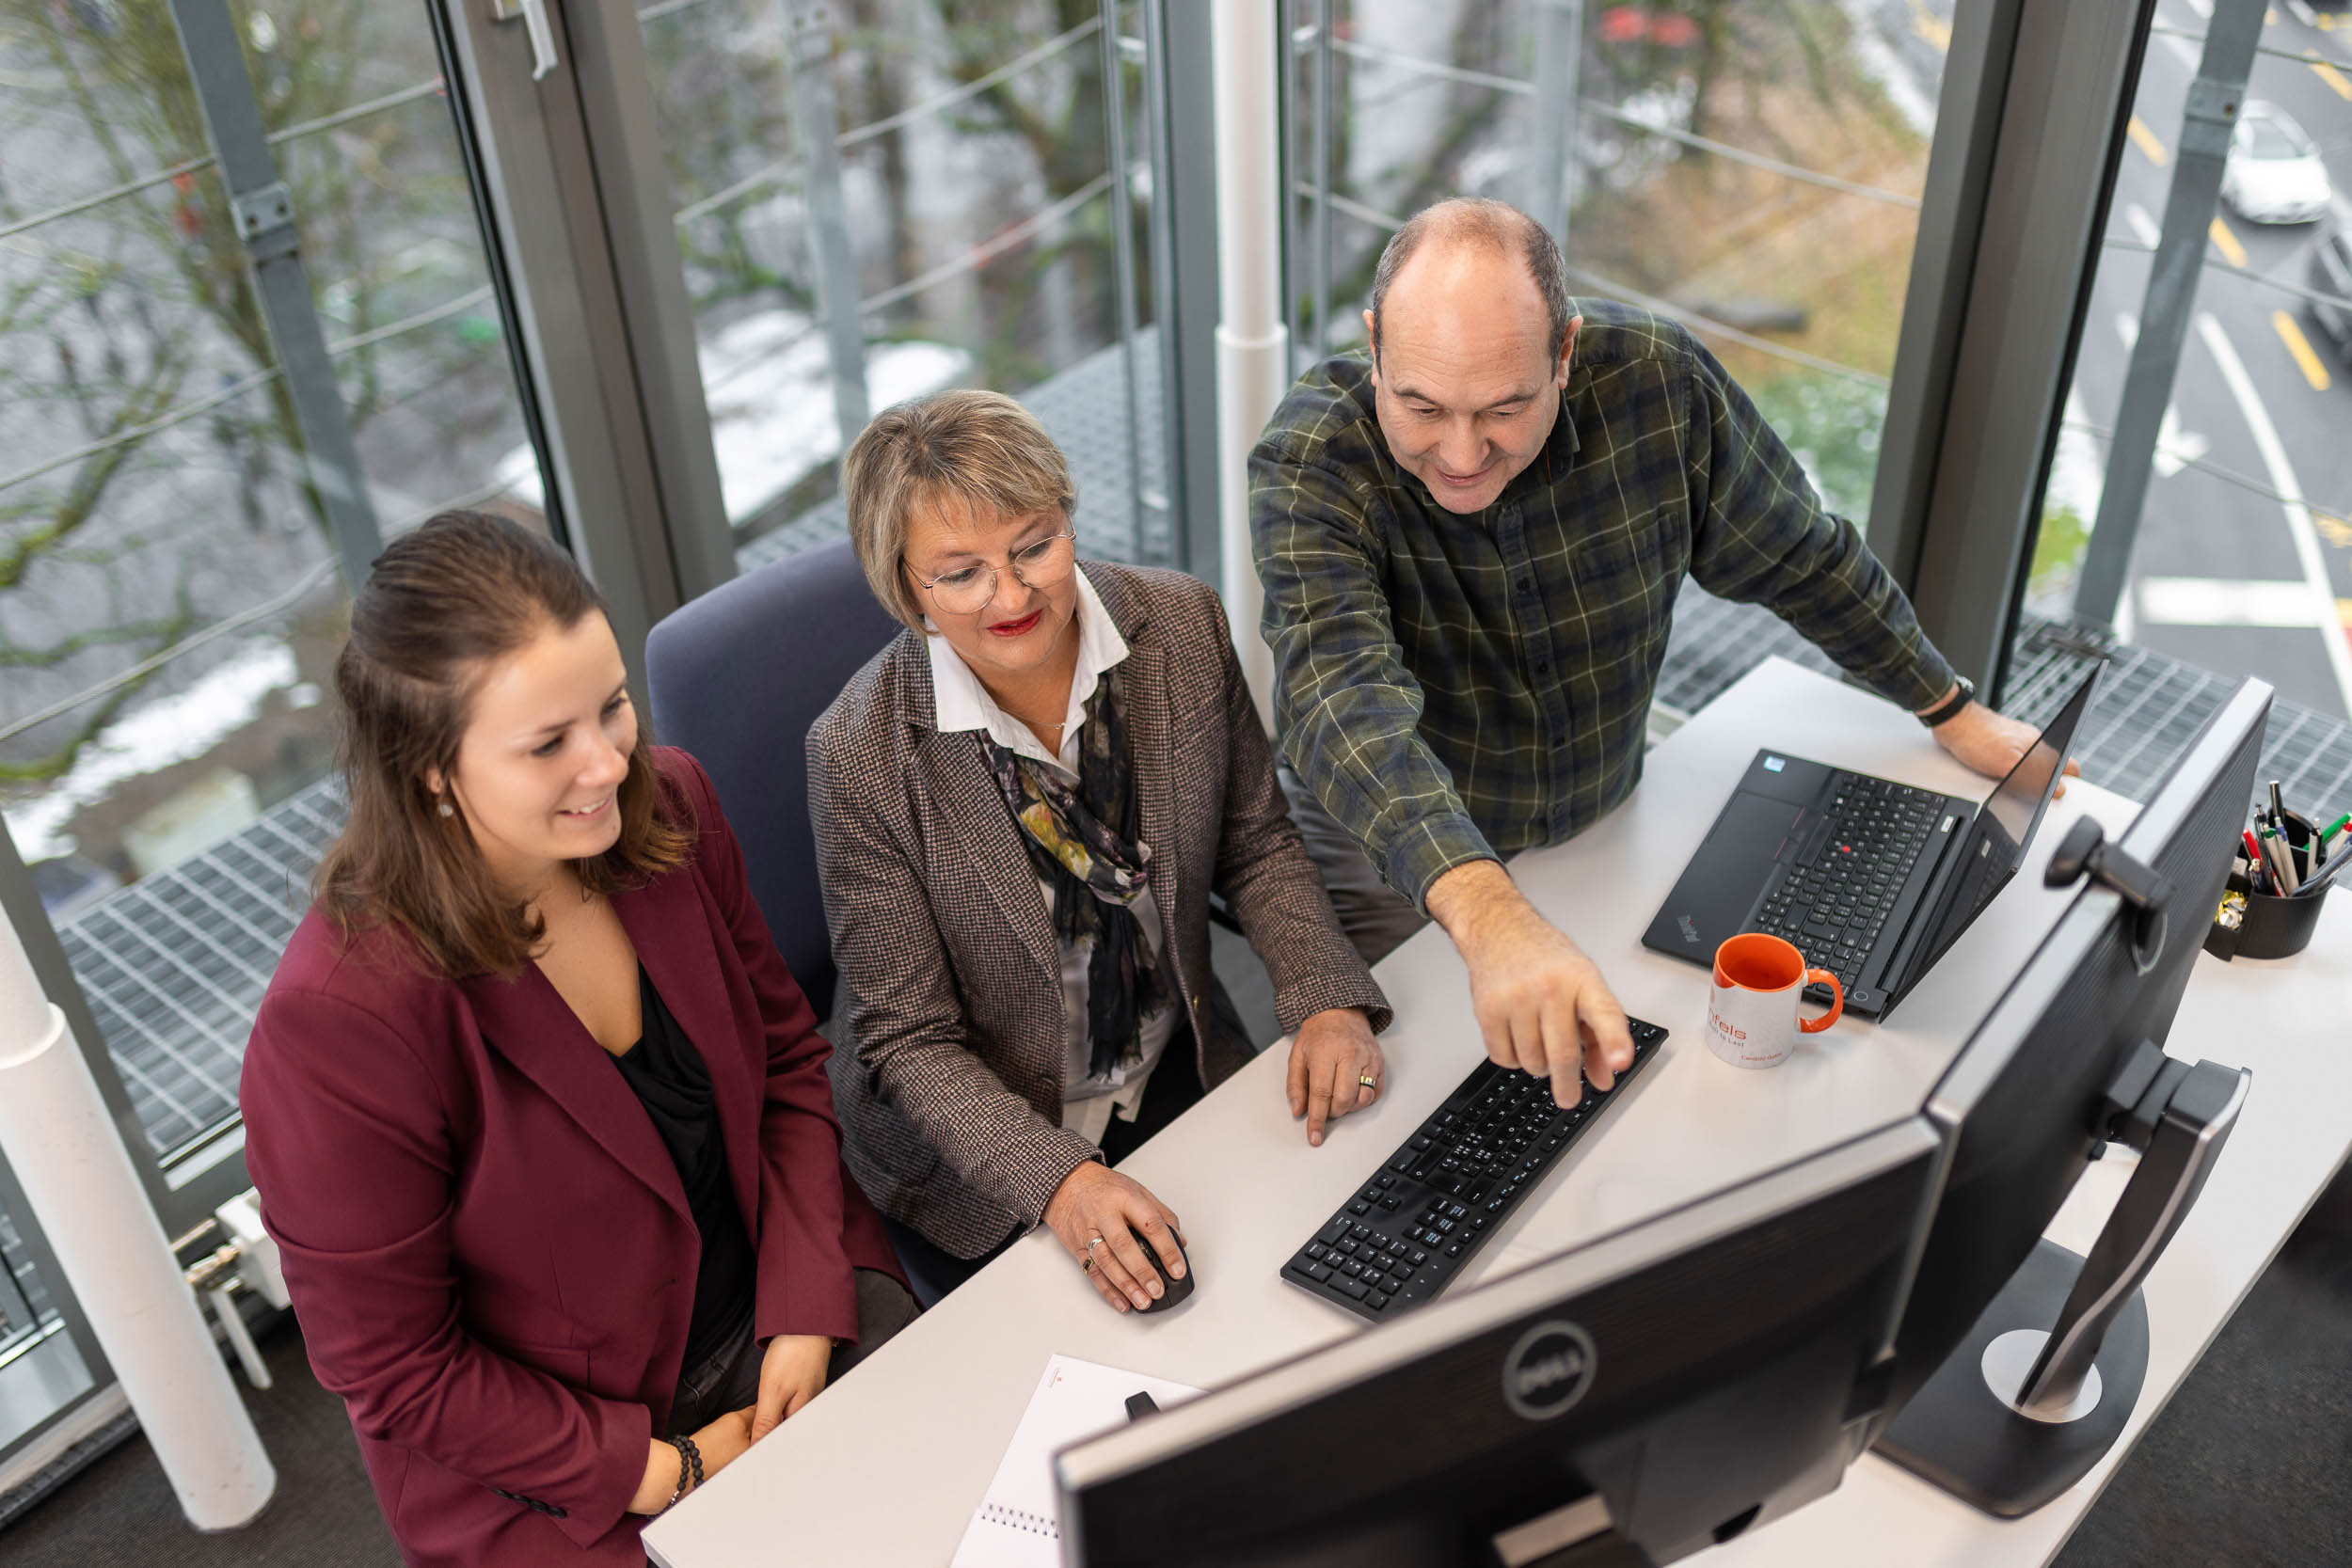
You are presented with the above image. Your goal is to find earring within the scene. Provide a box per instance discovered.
[437,798,454,818]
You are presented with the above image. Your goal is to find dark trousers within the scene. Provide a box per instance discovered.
[882,1024,1208,1307]
[664,1267,920,1437]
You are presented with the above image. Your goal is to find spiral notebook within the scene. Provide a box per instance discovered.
[949,1354,1201,1567]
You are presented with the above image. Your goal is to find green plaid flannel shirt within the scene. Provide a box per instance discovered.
[1249,303,1957,913]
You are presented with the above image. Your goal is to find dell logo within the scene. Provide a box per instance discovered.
[1502,1320,1598,1421]
[1677,915,1700,944]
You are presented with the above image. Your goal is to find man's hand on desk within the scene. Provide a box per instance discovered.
[1924,692,2080,798]
[1287,1006,1384,1147]
[1424,860,1634,1110]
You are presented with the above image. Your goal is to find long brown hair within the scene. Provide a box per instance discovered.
[314,511,691,978]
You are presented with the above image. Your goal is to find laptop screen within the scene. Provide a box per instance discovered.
[1983,684,2087,867]
[1899,670,2100,995]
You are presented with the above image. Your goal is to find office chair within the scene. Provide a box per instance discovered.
[644,536,901,1026]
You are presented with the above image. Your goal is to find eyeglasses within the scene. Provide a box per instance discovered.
[908,530,1078,617]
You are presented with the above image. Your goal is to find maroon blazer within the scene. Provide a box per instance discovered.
[242,748,902,1567]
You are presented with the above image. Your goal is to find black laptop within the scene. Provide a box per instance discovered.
[1641,670,2097,1021]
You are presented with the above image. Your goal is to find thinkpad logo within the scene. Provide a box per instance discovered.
[1502,1320,1597,1421]
[1677,914,1700,944]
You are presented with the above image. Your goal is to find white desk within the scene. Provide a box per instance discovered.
[645,658,2352,1568]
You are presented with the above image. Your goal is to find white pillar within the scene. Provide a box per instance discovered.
[1212,0,1288,730]
[0,912,275,1529]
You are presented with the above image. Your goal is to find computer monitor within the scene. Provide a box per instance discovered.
[1055,1118,1945,1567]
[1871,675,2270,1514]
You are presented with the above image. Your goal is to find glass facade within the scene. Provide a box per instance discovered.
[0,0,548,1190]
[1281,0,1944,531]
[2025,3,2352,723]
[632,0,1171,570]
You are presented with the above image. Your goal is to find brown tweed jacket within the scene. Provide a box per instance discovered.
[807,562,1391,1259]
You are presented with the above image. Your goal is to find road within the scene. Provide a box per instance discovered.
[2053,0,2352,720]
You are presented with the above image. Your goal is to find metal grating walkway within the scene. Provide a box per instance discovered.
[737,329,1172,574]
[1660,586,2352,813]
[54,781,342,1163]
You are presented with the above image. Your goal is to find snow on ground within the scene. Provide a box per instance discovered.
[4,639,298,863]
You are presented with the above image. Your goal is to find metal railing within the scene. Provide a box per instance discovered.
[670,15,1104,226]
[0,74,450,244]
[1317,32,1923,212]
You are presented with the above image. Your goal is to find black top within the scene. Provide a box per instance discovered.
[611,968,757,1371]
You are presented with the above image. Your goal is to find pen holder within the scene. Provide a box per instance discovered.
[2205,819,2329,961]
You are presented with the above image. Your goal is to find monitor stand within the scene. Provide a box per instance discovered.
[1875,1051,2251,1516]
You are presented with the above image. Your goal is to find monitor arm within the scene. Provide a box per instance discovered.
[2014,1050,2251,1416]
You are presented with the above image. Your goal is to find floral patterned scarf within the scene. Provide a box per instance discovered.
[979,667,1172,1080]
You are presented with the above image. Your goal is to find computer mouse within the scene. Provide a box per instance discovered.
[1131,1226,1194,1313]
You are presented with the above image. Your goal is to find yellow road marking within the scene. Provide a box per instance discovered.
[2128,116,2169,166]
[2275,310,2332,391]
[2315,61,2352,101]
[1909,0,1952,52]
[2210,217,2249,267]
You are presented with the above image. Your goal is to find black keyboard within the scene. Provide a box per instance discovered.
[1750,776,1947,994]
[1279,1020,1668,1322]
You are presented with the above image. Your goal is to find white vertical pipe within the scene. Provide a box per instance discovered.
[1212,0,1288,730]
[0,912,275,1529]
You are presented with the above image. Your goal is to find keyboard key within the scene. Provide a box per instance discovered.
[1349,1201,1370,1216]
[1306,1261,1332,1282]
[1366,1291,1391,1311]
[1306,1242,1327,1260]
[1336,1276,1369,1301]
[1350,1225,1372,1241]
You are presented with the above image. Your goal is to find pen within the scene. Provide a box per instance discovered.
[2243,829,2268,893]
[2261,828,2298,895]
[2290,842,2350,897]
[2270,781,2288,828]
[2319,812,2350,858]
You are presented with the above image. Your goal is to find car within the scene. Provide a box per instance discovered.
[2219,103,2331,225]
[2311,223,2352,363]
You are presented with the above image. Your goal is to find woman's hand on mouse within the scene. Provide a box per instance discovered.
[1045,1162,1184,1313]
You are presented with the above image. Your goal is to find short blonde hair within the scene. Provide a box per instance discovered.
[842,388,1078,632]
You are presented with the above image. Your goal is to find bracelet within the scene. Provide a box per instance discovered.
[661,1434,704,1513]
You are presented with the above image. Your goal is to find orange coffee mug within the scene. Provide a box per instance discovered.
[1706,932,1844,1069]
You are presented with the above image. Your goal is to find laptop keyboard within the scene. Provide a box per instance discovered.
[1751,776,1947,993]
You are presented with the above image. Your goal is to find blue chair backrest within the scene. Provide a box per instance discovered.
[645,538,904,1022]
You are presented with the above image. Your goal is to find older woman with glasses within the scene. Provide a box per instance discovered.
[808,389,1391,1314]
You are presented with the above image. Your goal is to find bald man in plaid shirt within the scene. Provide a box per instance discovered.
[1250,198,2059,1107]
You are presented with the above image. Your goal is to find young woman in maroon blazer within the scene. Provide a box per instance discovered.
[241,512,913,1566]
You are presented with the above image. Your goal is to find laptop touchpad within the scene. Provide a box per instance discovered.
[1711,792,1804,863]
